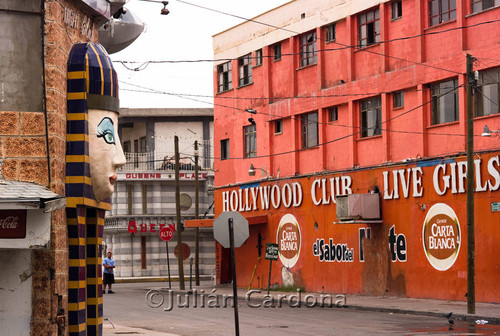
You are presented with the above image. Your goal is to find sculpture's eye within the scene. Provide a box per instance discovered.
[103,132,115,144]
[96,117,116,145]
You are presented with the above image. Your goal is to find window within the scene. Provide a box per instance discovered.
[244,124,257,158]
[324,23,336,43]
[328,106,338,122]
[302,112,319,148]
[238,54,253,86]
[273,43,282,61]
[393,91,404,108]
[429,0,456,26]
[275,119,283,134]
[134,139,139,168]
[123,140,131,153]
[475,68,500,117]
[391,1,403,19]
[472,0,500,13]
[139,136,146,152]
[254,49,263,67]
[141,236,147,269]
[127,185,133,215]
[431,79,459,125]
[360,97,382,137]
[217,61,232,92]
[142,185,148,214]
[220,139,229,160]
[299,30,317,67]
[358,8,380,47]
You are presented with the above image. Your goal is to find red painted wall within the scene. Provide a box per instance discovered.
[213,1,500,302]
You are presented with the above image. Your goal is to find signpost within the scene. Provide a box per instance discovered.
[265,243,279,295]
[159,224,175,289]
[213,211,249,336]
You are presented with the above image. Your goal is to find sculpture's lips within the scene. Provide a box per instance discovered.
[109,174,117,185]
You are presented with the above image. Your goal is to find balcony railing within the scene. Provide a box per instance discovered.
[120,140,213,172]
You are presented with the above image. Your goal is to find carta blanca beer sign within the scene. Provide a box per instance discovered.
[277,214,301,268]
[0,210,26,239]
[422,203,461,271]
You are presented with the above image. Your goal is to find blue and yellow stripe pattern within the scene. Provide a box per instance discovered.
[66,42,118,336]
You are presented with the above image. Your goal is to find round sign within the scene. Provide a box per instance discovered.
[277,214,301,268]
[159,226,175,241]
[422,203,461,271]
[174,243,191,260]
[180,193,192,211]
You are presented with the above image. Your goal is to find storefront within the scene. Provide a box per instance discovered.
[214,152,500,303]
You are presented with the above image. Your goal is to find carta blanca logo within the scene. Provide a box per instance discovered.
[312,238,354,262]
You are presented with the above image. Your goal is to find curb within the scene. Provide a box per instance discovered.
[153,287,500,325]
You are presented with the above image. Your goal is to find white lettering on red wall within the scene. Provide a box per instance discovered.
[0,210,27,239]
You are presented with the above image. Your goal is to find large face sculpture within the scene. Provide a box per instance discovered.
[88,109,126,202]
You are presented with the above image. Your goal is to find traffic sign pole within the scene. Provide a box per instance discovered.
[228,218,240,336]
[267,260,272,296]
[166,241,171,289]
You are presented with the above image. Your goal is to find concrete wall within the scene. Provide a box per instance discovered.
[0,249,32,336]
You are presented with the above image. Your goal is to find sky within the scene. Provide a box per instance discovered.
[112,0,290,109]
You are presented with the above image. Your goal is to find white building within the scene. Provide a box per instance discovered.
[104,108,215,278]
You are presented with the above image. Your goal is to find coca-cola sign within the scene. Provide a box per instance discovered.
[0,210,26,239]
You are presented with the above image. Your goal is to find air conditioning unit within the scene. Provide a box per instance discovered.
[336,194,380,220]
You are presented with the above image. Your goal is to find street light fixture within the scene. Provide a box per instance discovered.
[248,164,269,178]
[481,124,500,137]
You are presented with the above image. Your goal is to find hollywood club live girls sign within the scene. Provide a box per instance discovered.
[220,154,500,275]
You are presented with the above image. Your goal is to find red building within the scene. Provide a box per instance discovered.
[212,0,500,303]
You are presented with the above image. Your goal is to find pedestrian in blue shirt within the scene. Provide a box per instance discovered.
[103,250,116,294]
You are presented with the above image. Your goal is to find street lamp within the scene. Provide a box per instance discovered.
[248,164,269,178]
[481,124,500,137]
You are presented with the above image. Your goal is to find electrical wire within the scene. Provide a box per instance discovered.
[115,1,500,75]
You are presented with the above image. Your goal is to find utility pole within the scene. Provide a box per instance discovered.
[194,140,200,285]
[175,136,185,289]
[466,53,475,314]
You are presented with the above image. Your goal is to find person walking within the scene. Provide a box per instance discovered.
[103,250,116,294]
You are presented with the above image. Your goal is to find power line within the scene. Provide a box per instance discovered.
[115,1,500,74]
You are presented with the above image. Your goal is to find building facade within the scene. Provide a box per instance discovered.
[104,108,215,279]
[0,1,142,335]
[212,0,500,302]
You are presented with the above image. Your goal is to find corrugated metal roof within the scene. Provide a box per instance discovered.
[0,179,62,202]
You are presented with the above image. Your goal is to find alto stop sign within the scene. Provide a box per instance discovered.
[159,226,175,241]
[213,211,249,248]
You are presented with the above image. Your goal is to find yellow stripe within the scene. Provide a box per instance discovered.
[69,280,86,289]
[88,43,104,95]
[68,324,86,333]
[66,176,92,184]
[68,238,86,246]
[87,318,102,325]
[87,298,100,305]
[68,71,86,79]
[67,92,87,100]
[66,134,89,142]
[68,302,86,311]
[69,259,86,267]
[97,43,114,95]
[87,238,99,245]
[66,155,89,163]
[67,113,88,121]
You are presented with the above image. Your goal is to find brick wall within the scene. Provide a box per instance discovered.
[0,1,98,334]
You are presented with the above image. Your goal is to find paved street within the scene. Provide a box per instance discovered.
[103,282,500,335]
